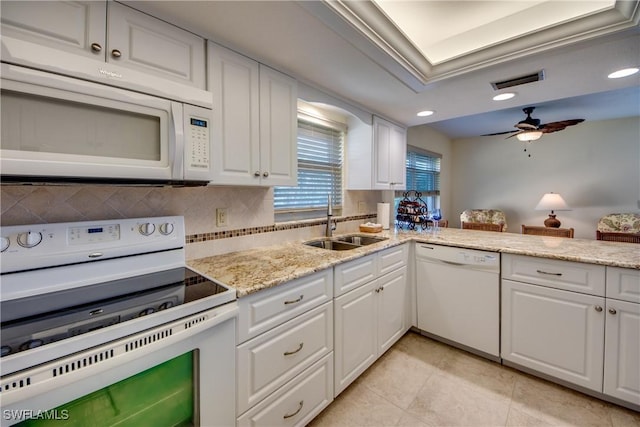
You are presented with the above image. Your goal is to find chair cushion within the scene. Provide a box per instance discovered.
[597,213,640,233]
[460,209,508,231]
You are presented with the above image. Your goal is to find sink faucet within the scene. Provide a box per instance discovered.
[326,194,337,237]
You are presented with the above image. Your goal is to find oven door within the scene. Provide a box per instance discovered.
[1,63,186,183]
[0,303,237,427]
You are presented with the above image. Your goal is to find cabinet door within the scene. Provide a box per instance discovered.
[107,2,205,88]
[389,125,406,190]
[604,299,640,405]
[502,279,605,392]
[0,0,106,59]
[259,65,298,187]
[208,42,261,186]
[373,116,392,189]
[334,281,377,397]
[377,266,407,354]
[373,116,406,190]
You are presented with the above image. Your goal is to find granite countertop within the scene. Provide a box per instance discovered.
[188,228,640,298]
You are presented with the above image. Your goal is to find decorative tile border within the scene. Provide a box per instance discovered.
[186,214,377,244]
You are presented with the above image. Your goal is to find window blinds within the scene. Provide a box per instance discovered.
[274,119,343,213]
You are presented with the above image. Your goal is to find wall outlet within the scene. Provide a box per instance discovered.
[358,201,366,213]
[216,208,228,227]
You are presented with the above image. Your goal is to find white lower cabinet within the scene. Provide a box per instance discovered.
[236,270,334,424]
[333,244,408,397]
[604,267,640,406]
[501,279,605,392]
[237,353,334,427]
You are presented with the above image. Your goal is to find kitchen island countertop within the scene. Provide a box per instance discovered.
[188,228,640,297]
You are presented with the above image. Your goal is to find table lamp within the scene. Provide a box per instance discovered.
[535,192,570,227]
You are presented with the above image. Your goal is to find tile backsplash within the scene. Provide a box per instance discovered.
[1,185,383,258]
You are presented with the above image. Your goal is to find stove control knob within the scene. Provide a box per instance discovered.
[19,339,44,351]
[159,222,174,235]
[17,231,43,248]
[139,307,156,317]
[158,301,174,311]
[138,223,156,236]
[1,236,9,252]
[1,345,12,357]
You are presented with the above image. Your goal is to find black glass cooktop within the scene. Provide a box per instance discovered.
[0,267,231,357]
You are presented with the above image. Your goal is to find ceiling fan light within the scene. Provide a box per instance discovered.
[493,92,515,101]
[516,130,543,141]
[608,67,639,79]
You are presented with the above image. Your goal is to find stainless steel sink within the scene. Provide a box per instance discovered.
[334,234,388,246]
[304,234,388,251]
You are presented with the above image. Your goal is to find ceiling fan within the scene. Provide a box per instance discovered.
[485,107,585,141]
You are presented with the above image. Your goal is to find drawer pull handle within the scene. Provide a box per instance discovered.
[594,305,603,312]
[284,342,304,356]
[609,308,617,315]
[536,270,562,276]
[283,400,304,419]
[284,295,304,305]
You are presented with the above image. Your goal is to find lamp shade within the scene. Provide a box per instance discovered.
[516,131,543,141]
[535,193,570,211]
[535,192,570,228]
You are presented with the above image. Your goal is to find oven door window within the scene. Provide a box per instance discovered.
[16,351,197,427]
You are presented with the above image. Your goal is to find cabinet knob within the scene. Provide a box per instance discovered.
[263,171,269,178]
[594,305,603,312]
[254,171,261,177]
[608,308,617,315]
[111,49,122,58]
[90,43,102,52]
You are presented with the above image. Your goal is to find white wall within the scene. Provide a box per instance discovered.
[449,116,640,239]
[406,125,453,223]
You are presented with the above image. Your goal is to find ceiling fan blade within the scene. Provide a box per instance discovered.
[481,130,519,136]
[539,119,585,134]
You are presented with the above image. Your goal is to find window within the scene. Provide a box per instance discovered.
[396,146,441,212]
[274,114,344,221]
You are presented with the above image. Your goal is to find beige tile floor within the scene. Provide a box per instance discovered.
[309,331,640,427]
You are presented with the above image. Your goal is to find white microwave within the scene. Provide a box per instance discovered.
[0,63,213,185]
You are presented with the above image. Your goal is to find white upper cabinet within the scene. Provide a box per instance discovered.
[208,42,297,186]
[1,1,206,89]
[106,3,205,88]
[0,0,106,59]
[346,115,406,190]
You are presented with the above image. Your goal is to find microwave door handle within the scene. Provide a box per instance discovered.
[170,102,184,180]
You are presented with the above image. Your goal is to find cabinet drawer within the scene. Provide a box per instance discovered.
[238,269,332,343]
[334,253,377,297]
[237,352,334,427]
[237,302,333,415]
[502,254,605,296]
[606,267,640,303]
[378,244,408,276]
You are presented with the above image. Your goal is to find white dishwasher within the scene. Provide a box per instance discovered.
[416,243,500,359]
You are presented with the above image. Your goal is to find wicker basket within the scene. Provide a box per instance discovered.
[359,224,383,233]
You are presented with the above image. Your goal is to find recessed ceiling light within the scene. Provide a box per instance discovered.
[608,68,639,79]
[417,110,434,117]
[493,93,515,101]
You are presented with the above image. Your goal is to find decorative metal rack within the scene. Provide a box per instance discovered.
[395,190,429,230]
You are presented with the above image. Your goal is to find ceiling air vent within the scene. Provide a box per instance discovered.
[491,70,545,90]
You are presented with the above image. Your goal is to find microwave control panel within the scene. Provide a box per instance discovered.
[187,116,210,170]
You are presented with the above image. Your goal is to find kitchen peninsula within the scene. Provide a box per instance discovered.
[189,228,639,297]
[189,227,639,425]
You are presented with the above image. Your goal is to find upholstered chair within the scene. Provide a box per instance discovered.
[460,209,507,232]
[596,213,640,243]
